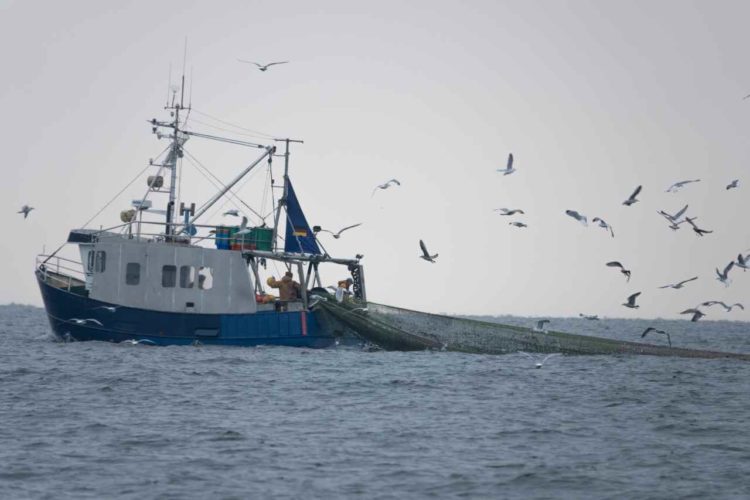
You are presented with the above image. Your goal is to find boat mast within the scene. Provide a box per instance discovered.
[272,138,303,251]
[164,72,188,237]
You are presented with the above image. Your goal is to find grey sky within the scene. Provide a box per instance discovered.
[2,0,749,320]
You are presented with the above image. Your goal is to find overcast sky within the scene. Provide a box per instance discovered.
[2,0,750,320]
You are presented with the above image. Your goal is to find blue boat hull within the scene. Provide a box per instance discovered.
[36,272,335,348]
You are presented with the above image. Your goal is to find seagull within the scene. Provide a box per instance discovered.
[606,261,632,281]
[666,179,700,193]
[371,179,401,196]
[534,319,550,332]
[736,253,750,271]
[658,276,698,290]
[237,60,289,71]
[520,352,560,369]
[17,205,34,219]
[686,217,712,237]
[592,217,614,237]
[579,313,599,320]
[622,292,641,309]
[121,338,156,345]
[622,185,642,206]
[93,306,118,312]
[641,327,672,347]
[701,301,744,312]
[496,153,516,175]
[509,221,527,228]
[495,208,525,216]
[658,204,689,224]
[419,239,438,263]
[69,318,103,326]
[715,261,734,287]
[318,223,363,239]
[565,210,587,226]
[679,308,705,322]
[236,216,251,236]
[223,209,240,217]
[726,179,739,190]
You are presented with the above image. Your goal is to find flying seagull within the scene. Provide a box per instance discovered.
[318,223,363,239]
[622,185,642,206]
[592,217,614,237]
[579,313,599,320]
[606,261,632,281]
[666,179,700,193]
[237,59,289,71]
[726,179,739,190]
[701,301,744,312]
[685,217,712,237]
[509,221,527,228]
[236,216,251,236]
[715,261,734,287]
[223,209,240,217]
[659,276,698,290]
[496,153,516,175]
[534,319,550,332]
[419,239,438,263]
[565,210,587,227]
[622,292,641,309]
[372,179,401,196]
[495,208,525,216]
[69,318,104,326]
[736,253,750,271]
[679,308,705,322]
[520,352,560,369]
[17,205,34,219]
[641,327,672,347]
[658,204,689,224]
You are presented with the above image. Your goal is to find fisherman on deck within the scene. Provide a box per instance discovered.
[335,278,354,303]
[267,271,301,311]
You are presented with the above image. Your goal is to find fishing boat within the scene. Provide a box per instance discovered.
[36,79,366,347]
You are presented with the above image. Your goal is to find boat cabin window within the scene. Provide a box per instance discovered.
[87,251,95,272]
[125,263,140,285]
[94,251,106,273]
[179,266,196,289]
[198,267,213,290]
[162,265,177,288]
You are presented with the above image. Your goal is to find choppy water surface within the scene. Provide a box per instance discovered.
[2,304,750,499]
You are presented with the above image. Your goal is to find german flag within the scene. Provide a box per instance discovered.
[292,227,308,237]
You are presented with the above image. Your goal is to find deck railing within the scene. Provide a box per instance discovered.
[36,254,86,292]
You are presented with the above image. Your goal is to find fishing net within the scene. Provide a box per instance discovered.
[314,299,750,361]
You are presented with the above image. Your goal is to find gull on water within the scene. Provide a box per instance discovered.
[17,205,34,219]
[622,292,641,309]
[715,261,734,287]
[606,261,632,281]
[592,217,614,237]
[641,327,672,347]
[372,179,401,196]
[666,179,700,193]
[622,185,642,206]
[419,239,438,263]
[565,210,587,226]
[69,318,103,326]
[579,313,599,320]
[533,319,550,332]
[659,276,698,290]
[509,221,527,228]
[496,153,516,175]
[701,301,744,312]
[223,209,240,217]
[237,60,289,71]
[686,217,712,237]
[318,223,363,239]
[495,208,525,216]
[520,352,560,369]
[680,308,705,322]
[726,179,739,190]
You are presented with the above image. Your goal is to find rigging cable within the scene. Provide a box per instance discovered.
[191,109,276,140]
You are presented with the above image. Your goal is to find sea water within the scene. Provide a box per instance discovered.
[1,304,750,499]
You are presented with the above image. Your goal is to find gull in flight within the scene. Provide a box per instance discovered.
[237,60,289,71]
[121,339,156,346]
[236,216,252,236]
[93,306,118,312]
[223,209,240,217]
[726,179,739,190]
[666,179,700,193]
[17,205,34,219]
[679,308,705,322]
[715,261,734,287]
[622,292,641,309]
[735,253,750,271]
[641,327,671,347]
[509,221,527,228]
[495,208,525,216]
[565,210,587,227]
[622,185,642,206]
[701,301,744,312]
[69,318,103,326]
[533,319,550,332]
[520,352,560,369]
[657,204,690,230]
[419,239,438,263]
[579,313,599,320]
[659,276,698,290]
[318,223,363,239]
[592,217,614,237]
[685,217,712,237]
[496,153,516,175]
[372,179,401,196]
[606,261,631,281]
